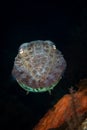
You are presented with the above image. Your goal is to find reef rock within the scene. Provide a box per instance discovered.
[33,79,87,130]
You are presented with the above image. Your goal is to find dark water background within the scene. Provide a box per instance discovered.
[0,1,87,130]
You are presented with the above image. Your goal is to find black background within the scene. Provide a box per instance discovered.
[0,1,87,130]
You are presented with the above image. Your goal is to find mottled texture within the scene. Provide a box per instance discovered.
[12,40,66,92]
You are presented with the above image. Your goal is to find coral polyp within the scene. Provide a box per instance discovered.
[12,40,66,93]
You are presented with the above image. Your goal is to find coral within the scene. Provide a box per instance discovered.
[33,79,87,130]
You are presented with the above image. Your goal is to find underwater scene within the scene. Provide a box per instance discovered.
[0,1,87,130]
